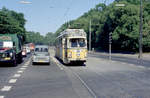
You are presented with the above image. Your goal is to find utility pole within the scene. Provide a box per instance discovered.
[109,32,112,60]
[139,0,143,61]
[89,19,92,51]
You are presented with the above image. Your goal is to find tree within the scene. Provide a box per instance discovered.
[55,1,150,52]
[0,7,26,38]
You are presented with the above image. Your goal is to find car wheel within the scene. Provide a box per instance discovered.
[32,62,35,65]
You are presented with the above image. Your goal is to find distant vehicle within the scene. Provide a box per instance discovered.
[29,43,35,52]
[32,45,50,65]
[0,34,23,66]
[24,44,31,54]
[22,47,27,57]
[55,29,87,65]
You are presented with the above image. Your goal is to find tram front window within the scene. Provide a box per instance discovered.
[70,39,78,47]
[79,39,86,47]
[70,38,86,48]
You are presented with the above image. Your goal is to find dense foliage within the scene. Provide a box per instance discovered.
[25,31,56,45]
[0,7,26,38]
[56,0,150,52]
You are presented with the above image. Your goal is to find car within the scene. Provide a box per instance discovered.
[24,44,31,54]
[22,47,27,57]
[32,45,50,65]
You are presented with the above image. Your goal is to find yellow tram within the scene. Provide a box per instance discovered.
[55,29,87,64]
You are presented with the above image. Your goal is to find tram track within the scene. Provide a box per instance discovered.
[64,66,97,98]
[52,56,97,98]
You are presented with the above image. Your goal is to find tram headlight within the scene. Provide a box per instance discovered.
[68,52,72,58]
[85,53,87,58]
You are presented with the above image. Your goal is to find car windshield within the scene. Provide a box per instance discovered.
[35,48,48,52]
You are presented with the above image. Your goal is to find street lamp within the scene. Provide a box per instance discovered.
[139,0,143,61]
[89,19,92,51]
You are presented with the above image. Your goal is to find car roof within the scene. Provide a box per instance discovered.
[35,45,49,48]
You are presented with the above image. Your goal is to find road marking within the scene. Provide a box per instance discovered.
[20,67,26,70]
[17,70,23,73]
[13,74,21,78]
[111,61,116,63]
[122,62,126,65]
[9,79,17,83]
[24,63,28,66]
[22,65,28,68]
[1,86,12,91]
[138,66,145,69]
[129,64,134,66]
[0,96,5,98]
[51,57,64,70]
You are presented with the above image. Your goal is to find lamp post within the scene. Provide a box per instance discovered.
[89,19,92,51]
[139,0,143,61]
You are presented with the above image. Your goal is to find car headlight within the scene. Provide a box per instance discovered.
[2,53,6,57]
[9,52,13,57]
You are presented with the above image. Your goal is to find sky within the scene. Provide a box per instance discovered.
[0,0,114,35]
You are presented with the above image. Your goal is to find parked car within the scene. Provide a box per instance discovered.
[32,45,50,65]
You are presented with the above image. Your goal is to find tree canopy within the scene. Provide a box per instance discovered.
[56,0,150,52]
[0,7,26,36]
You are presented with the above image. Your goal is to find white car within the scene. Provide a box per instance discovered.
[32,45,50,65]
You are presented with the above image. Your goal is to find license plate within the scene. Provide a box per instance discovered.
[39,60,44,62]
[5,57,11,60]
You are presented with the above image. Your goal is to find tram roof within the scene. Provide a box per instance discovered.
[57,29,86,39]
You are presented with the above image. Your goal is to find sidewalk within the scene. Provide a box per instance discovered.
[89,51,150,61]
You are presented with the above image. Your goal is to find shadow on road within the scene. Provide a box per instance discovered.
[55,57,86,67]
[32,63,50,66]
[0,63,17,67]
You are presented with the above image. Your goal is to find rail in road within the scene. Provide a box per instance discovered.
[51,56,97,98]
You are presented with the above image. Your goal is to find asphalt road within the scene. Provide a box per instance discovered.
[0,49,150,98]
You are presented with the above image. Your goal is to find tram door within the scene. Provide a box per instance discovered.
[64,38,67,60]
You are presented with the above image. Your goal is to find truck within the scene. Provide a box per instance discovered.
[0,34,23,66]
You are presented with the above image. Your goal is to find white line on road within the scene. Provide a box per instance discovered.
[1,86,12,91]
[24,63,28,66]
[51,57,64,70]
[22,65,28,68]
[122,62,126,65]
[20,67,26,70]
[0,96,5,98]
[129,64,135,66]
[13,74,21,78]
[138,66,145,69]
[9,79,17,83]
[111,61,116,63]
[17,70,23,73]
